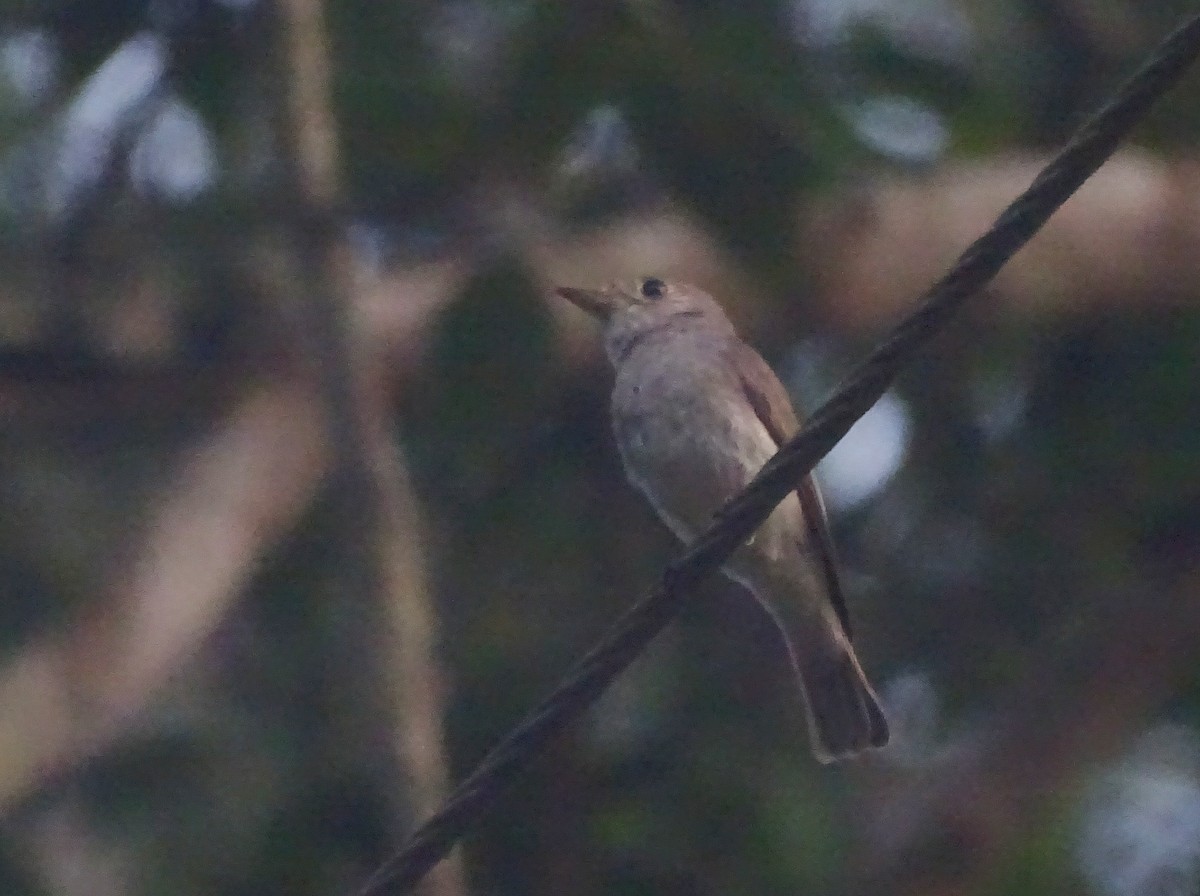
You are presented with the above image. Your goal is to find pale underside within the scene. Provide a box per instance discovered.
[610,328,844,642]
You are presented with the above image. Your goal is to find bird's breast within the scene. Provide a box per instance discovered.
[609,347,778,538]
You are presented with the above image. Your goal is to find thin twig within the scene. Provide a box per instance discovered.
[275,3,466,896]
[355,11,1200,896]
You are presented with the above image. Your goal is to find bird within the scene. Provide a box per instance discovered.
[556,276,888,762]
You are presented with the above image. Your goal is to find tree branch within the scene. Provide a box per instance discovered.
[0,381,327,809]
[274,3,465,895]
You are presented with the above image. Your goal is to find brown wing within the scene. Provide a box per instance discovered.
[724,341,853,637]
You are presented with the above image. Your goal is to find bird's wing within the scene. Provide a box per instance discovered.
[725,341,853,637]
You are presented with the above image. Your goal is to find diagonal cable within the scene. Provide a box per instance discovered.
[355,12,1200,895]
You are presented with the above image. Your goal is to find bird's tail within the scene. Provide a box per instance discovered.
[724,552,889,762]
[794,639,889,763]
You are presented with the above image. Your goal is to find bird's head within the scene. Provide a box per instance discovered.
[555,277,733,362]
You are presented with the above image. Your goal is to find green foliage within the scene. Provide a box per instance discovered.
[3,2,1200,895]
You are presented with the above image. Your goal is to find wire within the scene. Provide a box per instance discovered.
[354,11,1200,895]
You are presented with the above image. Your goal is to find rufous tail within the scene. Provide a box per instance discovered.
[795,642,889,763]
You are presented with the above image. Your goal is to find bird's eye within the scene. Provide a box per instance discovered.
[640,278,666,299]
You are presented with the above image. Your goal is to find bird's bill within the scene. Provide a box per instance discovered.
[554,285,622,320]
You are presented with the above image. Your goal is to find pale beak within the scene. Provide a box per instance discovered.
[555,286,617,321]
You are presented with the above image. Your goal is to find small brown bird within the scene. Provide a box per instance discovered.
[557,277,888,762]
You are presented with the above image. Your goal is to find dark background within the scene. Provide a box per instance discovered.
[1,1,1199,895]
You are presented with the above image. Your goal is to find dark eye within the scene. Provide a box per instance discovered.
[640,277,665,299]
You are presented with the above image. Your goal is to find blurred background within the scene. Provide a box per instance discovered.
[1,1,1200,895]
